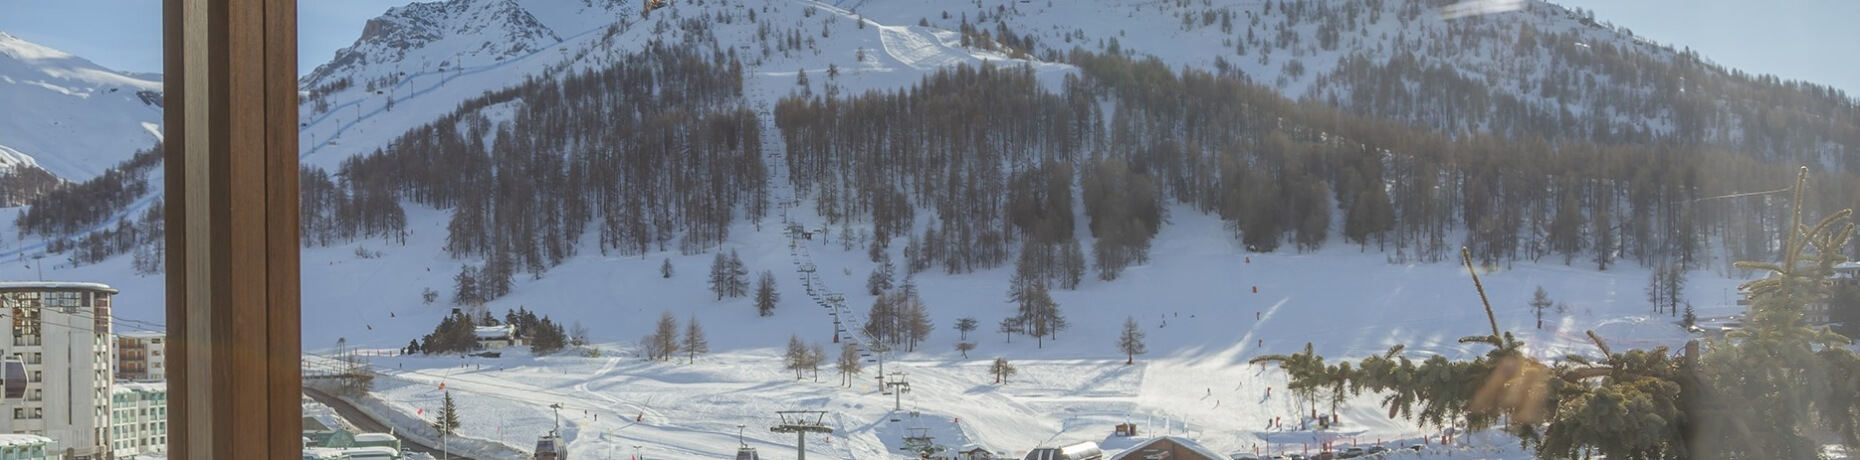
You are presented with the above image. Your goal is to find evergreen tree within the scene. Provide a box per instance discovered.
[755,270,780,316]
[1117,316,1147,364]
[529,316,568,355]
[684,314,709,363]
[661,258,674,278]
[433,391,461,439]
[990,357,1017,384]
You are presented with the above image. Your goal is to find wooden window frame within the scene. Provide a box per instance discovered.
[161,0,302,457]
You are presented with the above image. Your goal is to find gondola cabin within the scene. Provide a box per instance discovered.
[735,446,761,460]
[536,432,567,460]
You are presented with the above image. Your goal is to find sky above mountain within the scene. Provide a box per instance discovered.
[0,0,420,77]
[0,0,1853,94]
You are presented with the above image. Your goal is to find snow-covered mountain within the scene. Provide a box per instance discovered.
[20,0,1860,458]
[0,31,162,181]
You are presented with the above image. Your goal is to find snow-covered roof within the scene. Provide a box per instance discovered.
[475,325,513,339]
[339,446,402,458]
[0,281,118,293]
[1109,436,1226,460]
[0,434,51,447]
[353,433,395,443]
[301,447,348,459]
[1835,261,1860,271]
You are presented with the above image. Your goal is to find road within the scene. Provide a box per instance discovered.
[303,387,479,460]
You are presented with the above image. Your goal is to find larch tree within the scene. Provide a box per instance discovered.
[808,343,828,382]
[784,334,809,380]
[954,316,979,340]
[452,264,480,307]
[684,314,709,363]
[990,357,1017,384]
[708,252,729,300]
[755,270,780,316]
[727,249,750,297]
[955,341,975,359]
[650,311,680,361]
[1528,286,1553,329]
[836,342,863,387]
[997,316,1020,343]
[1117,316,1147,364]
[867,254,895,295]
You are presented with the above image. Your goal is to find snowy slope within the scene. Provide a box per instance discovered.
[0,30,162,180]
[19,0,1851,458]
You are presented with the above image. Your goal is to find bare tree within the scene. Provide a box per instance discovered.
[570,321,590,347]
[684,314,709,363]
[1116,316,1147,364]
[990,357,1017,384]
[808,343,828,382]
[836,342,863,387]
[708,252,729,300]
[997,316,1021,343]
[649,311,680,361]
[955,341,975,358]
[784,334,809,380]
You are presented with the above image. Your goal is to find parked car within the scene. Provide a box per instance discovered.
[1311,452,1335,460]
[1337,447,1365,458]
[1365,446,1391,455]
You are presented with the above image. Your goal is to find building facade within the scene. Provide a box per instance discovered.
[0,282,117,459]
[111,334,162,383]
[107,383,164,458]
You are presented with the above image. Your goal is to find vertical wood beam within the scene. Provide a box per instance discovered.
[163,0,300,457]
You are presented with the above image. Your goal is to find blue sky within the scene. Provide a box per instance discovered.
[0,0,418,77]
[0,0,1854,95]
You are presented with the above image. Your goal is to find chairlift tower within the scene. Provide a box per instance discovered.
[769,410,833,460]
[886,372,911,411]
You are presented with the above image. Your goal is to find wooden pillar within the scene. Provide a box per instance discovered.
[163,0,301,457]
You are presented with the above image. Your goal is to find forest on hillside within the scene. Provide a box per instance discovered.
[775,52,1860,285]
[12,0,1860,291]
